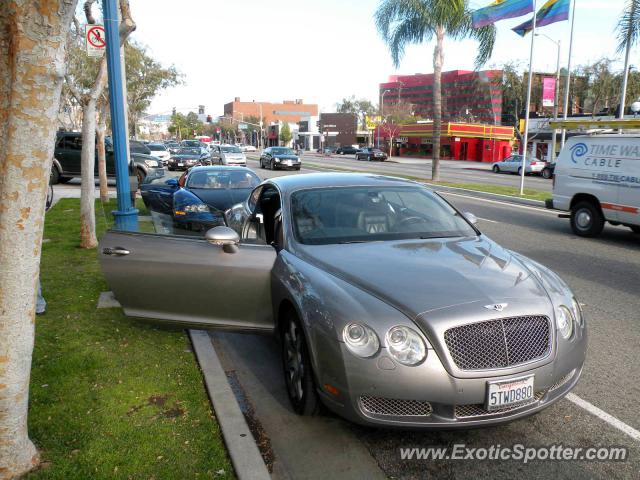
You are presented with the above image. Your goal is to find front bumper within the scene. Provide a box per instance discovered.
[317,337,586,429]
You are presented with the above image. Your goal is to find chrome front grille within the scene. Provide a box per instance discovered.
[359,396,432,417]
[444,316,551,371]
[455,391,546,418]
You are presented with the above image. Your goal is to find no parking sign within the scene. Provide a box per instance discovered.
[85,24,106,57]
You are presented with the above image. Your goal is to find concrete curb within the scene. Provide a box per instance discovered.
[189,330,270,480]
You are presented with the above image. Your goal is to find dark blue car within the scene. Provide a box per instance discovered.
[140,166,261,233]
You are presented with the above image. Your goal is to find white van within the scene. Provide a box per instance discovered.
[548,134,640,237]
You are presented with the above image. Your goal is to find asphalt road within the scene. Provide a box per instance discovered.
[247,153,552,192]
[214,163,639,479]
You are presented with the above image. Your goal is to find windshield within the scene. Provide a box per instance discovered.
[177,148,200,155]
[181,140,200,147]
[271,147,294,155]
[221,146,242,153]
[187,170,260,190]
[291,186,477,245]
[148,144,166,151]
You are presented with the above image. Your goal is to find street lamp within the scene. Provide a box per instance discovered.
[536,33,561,163]
[378,89,391,148]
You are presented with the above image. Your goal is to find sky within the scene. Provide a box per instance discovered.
[123,0,636,118]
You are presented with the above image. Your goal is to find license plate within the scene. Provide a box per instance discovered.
[486,375,534,411]
[178,163,184,166]
[286,160,292,166]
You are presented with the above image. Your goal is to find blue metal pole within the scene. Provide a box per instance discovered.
[103,0,138,231]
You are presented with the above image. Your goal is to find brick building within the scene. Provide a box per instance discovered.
[319,113,358,148]
[223,98,319,125]
[380,70,503,125]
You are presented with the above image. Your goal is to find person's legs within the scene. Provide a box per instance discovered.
[36,279,46,314]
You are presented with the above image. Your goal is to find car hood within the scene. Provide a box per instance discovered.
[296,235,548,321]
[172,154,201,160]
[189,188,252,211]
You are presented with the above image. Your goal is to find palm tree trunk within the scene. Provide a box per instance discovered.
[432,26,445,182]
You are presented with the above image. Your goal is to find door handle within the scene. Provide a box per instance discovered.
[102,247,130,256]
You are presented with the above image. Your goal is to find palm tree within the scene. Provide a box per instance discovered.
[616,0,640,118]
[375,0,496,181]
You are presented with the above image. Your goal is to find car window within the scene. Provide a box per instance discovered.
[148,144,166,151]
[177,148,200,155]
[187,170,260,190]
[291,186,477,245]
[61,136,82,150]
[221,146,242,153]
[271,147,294,155]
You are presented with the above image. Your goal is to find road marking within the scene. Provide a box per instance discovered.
[566,393,640,443]
[477,217,499,223]
[441,191,558,215]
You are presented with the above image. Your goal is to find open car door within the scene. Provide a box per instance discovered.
[99,230,276,332]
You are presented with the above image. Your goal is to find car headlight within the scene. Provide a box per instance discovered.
[274,157,281,162]
[385,326,427,366]
[342,323,379,358]
[571,298,583,327]
[183,203,209,213]
[555,305,574,339]
[144,159,159,167]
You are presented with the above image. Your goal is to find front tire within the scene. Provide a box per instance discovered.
[260,158,265,169]
[50,165,60,185]
[542,167,552,179]
[492,165,500,174]
[281,311,319,416]
[571,201,605,237]
[270,159,276,170]
[136,168,145,188]
[517,167,523,176]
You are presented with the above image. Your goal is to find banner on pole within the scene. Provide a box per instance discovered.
[85,24,106,57]
[542,77,556,107]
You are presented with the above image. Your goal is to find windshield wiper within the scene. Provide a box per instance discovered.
[338,240,371,244]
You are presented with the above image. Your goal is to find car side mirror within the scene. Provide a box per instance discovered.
[206,226,240,254]
[165,178,179,188]
[464,212,478,225]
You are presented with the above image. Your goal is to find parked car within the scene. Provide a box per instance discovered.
[181,139,205,149]
[50,131,164,187]
[129,140,152,155]
[164,141,181,155]
[210,144,248,166]
[147,143,171,165]
[541,162,555,179]
[336,146,360,155]
[356,147,388,161]
[140,166,260,233]
[546,134,640,237]
[492,154,547,175]
[167,147,210,171]
[320,146,337,154]
[100,172,586,427]
[259,147,301,170]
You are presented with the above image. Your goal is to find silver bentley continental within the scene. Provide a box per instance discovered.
[99,173,587,428]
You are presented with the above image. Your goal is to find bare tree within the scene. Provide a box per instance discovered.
[0,1,78,478]
[65,0,135,248]
[96,96,110,203]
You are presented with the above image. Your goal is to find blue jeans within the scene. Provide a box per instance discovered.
[36,279,46,314]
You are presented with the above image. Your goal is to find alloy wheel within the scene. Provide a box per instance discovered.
[284,320,304,402]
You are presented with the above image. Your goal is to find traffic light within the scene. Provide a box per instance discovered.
[206,115,212,123]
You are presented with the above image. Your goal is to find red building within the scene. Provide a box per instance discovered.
[375,122,514,163]
[380,70,503,125]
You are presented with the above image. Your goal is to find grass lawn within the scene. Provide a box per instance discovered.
[28,198,233,479]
